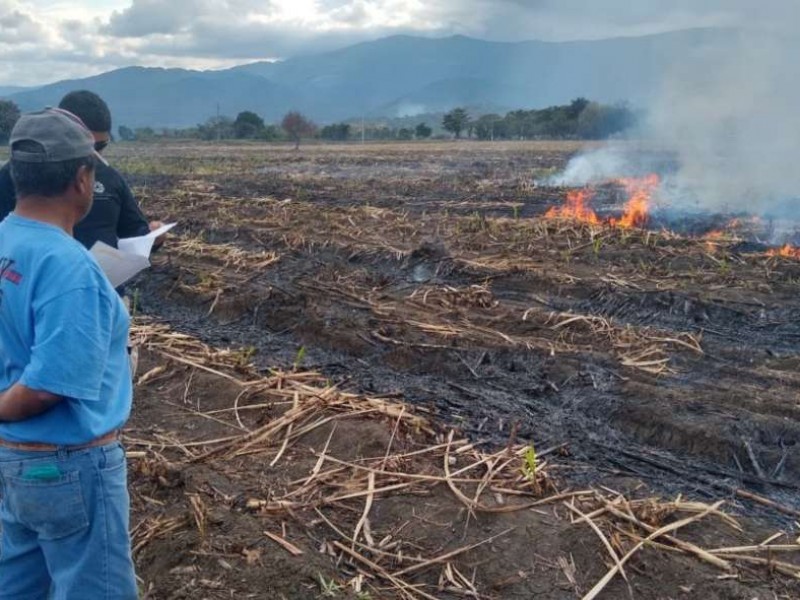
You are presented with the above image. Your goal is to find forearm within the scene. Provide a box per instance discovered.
[0,384,62,422]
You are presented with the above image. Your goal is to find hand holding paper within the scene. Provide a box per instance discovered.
[118,222,175,257]
[90,223,176,288]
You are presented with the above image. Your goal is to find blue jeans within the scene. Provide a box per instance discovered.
[0,442,137,600]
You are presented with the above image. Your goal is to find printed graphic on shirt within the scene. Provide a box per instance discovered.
[0,257,23,309]
[94,181,106,194]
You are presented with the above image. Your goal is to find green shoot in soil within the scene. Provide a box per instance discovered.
[318,574,342,597]
[294,346,307,370]
[521,444,537,481]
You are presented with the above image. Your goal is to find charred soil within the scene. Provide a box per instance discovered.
[113,141,800,599]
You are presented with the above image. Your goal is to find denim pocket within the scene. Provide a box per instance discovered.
[99,442,126,473]
[4,471,89,540]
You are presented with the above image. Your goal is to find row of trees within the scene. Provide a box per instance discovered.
[126,111,318,149]
[311,100,632,143]
[114,98,632,145]
[1,97,634,146]
[319,122,433,142]
[441,99,635,140]
[119,112,434,145]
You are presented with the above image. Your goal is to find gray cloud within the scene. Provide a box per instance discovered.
[105,0,209,36]
[94,0,773,68]
[1,0,797,86]
[91,0,734,64]
[0,5,46,43]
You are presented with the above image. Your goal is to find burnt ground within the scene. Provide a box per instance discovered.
[109,141,800,598]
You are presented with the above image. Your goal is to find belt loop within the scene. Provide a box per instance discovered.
[57,446,68,460]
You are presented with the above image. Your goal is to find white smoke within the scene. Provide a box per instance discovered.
[548,143,632,186]
[649,28,800,214]
[553,5,800,217]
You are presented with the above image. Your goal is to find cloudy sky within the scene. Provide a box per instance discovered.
[0,0,791,87]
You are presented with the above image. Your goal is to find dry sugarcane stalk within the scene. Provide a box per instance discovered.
[392,528,514,578]
[582,501,728,600]
[351,472,376,550]
[333,541,440,600]
[564,501,629,584]
[313,506,422,560]
[600,498,732,570]
[709,544,800,555]
[314,454,498,485]
[712,554,800,579]
[264,531,304,556]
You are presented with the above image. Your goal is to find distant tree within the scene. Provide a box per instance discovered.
[577,102,634,139]
[442,108,469,139]
[505,109,532,139]
[397,127,414,141]
[363,125,394,141]
[263,124,281,141]
[534,106,575,138]
[415,122,432,139]
[281,111,316,149]
[0,99,20,143]
[118,125,135,141]
[576,104,605,139]
[234,110,265,139]
[198,115,234,140]
[134,127,156,141]
[171,126,200,139]
[567,97,591,119]
[320,123,351,141]
[474,114,505,140]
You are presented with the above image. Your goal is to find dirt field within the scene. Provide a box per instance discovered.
[109,141,799,599]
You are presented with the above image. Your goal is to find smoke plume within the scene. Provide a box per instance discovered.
[554,5,800,217]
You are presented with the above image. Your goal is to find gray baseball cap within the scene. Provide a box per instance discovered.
[10,107,107,165]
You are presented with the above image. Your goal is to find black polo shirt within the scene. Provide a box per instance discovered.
[0,161,150,249]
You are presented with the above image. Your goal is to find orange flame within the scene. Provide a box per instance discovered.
[767,244,800,259]
[703,216,761,242]
[545,189,600,225]
[543,174,659,229]
[609,174,660,229]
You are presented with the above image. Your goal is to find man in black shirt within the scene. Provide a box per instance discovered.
[0,90,162,249]
[0,91,164,376]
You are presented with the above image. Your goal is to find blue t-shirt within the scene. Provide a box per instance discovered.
[0,214,132,445]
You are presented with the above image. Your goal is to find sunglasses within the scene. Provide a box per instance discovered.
[94,140,109,152]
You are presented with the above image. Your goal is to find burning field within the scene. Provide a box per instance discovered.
[110,141,800,599]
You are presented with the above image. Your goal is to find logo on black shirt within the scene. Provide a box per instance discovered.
[94,181,106,194]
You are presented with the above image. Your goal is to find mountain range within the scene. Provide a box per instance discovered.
[3,29,732,129]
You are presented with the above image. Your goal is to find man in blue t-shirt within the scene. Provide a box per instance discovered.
[0,109,137,598]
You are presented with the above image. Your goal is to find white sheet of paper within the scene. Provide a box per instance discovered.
[117,222,177,257]
[90,242,151,288]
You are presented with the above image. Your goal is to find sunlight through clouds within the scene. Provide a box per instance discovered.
[271,0,319,23]
[0,0,792,86]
